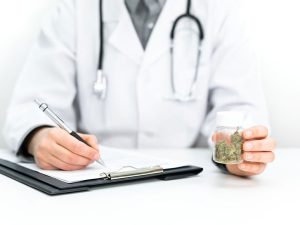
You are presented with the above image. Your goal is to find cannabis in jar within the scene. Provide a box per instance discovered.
[214,129,243,164]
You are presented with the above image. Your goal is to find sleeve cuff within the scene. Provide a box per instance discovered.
[212,157,229,173]
[17,125,52,162]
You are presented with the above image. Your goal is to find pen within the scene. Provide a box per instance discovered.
[34,99,106,167]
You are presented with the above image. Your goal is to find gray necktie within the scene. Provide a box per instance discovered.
[133,0,162,48]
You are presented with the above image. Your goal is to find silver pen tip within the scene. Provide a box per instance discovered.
[34,99,43,107]
[97,159,106,167]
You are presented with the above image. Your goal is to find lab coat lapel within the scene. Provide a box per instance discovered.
[142,0,185,68]
[107,0,144,64]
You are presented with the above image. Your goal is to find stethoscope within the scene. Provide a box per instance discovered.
[94,0,204,102]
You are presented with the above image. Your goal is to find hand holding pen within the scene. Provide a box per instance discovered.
[26,100,105,171]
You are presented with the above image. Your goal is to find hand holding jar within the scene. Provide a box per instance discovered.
[213,112,276,177]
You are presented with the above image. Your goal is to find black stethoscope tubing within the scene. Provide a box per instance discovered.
[170,0,204,42]
[97,0,204,101]
[98,0,104,72]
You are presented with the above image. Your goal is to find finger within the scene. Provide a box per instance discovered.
[243,126,268,140]
[243,138,276,152]
[78,133,99,150]
[36,160,56,170]
[51,143,93,166]
[243,152,275,163]
[213,132,231,143]
[49,129,99,161]
[34,147,56,170]
[238,162,266,175]
[212,134,216,143]
[44,151,87,171]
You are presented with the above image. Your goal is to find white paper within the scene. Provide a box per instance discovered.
[6,146,184,183]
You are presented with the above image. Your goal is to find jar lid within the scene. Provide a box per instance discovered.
[216,111,245,127]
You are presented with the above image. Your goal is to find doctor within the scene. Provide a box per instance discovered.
[4,0,276,177]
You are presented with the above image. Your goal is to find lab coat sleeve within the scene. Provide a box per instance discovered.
[3,0,77,154]
[200,1,270,147]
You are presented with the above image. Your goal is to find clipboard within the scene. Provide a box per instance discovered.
[0,158,203,195]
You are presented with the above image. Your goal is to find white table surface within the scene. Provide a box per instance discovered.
[0,148,299,225]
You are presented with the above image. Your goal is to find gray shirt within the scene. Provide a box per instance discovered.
[125,0,166,49]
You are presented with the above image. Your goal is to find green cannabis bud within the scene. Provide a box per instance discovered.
[215,130,243,164]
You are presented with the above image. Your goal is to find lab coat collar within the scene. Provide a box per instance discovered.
[106,0,144,64]
[105,0,185,66]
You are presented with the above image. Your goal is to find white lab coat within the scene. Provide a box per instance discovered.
[4,0,269,152]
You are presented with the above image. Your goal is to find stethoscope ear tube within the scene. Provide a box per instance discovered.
[168,0,204,102]
[170,14,204,42]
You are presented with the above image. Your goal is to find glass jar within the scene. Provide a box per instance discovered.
[213,112,245,164]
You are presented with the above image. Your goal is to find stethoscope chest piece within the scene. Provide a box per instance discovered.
[93,70,108,99]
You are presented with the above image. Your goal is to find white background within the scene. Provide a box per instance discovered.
[0,0,299,148]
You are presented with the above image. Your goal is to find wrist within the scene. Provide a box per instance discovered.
[27,127,51,156]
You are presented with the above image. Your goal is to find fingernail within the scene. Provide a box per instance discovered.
[244,143,253,150]
[244,130,252,138]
